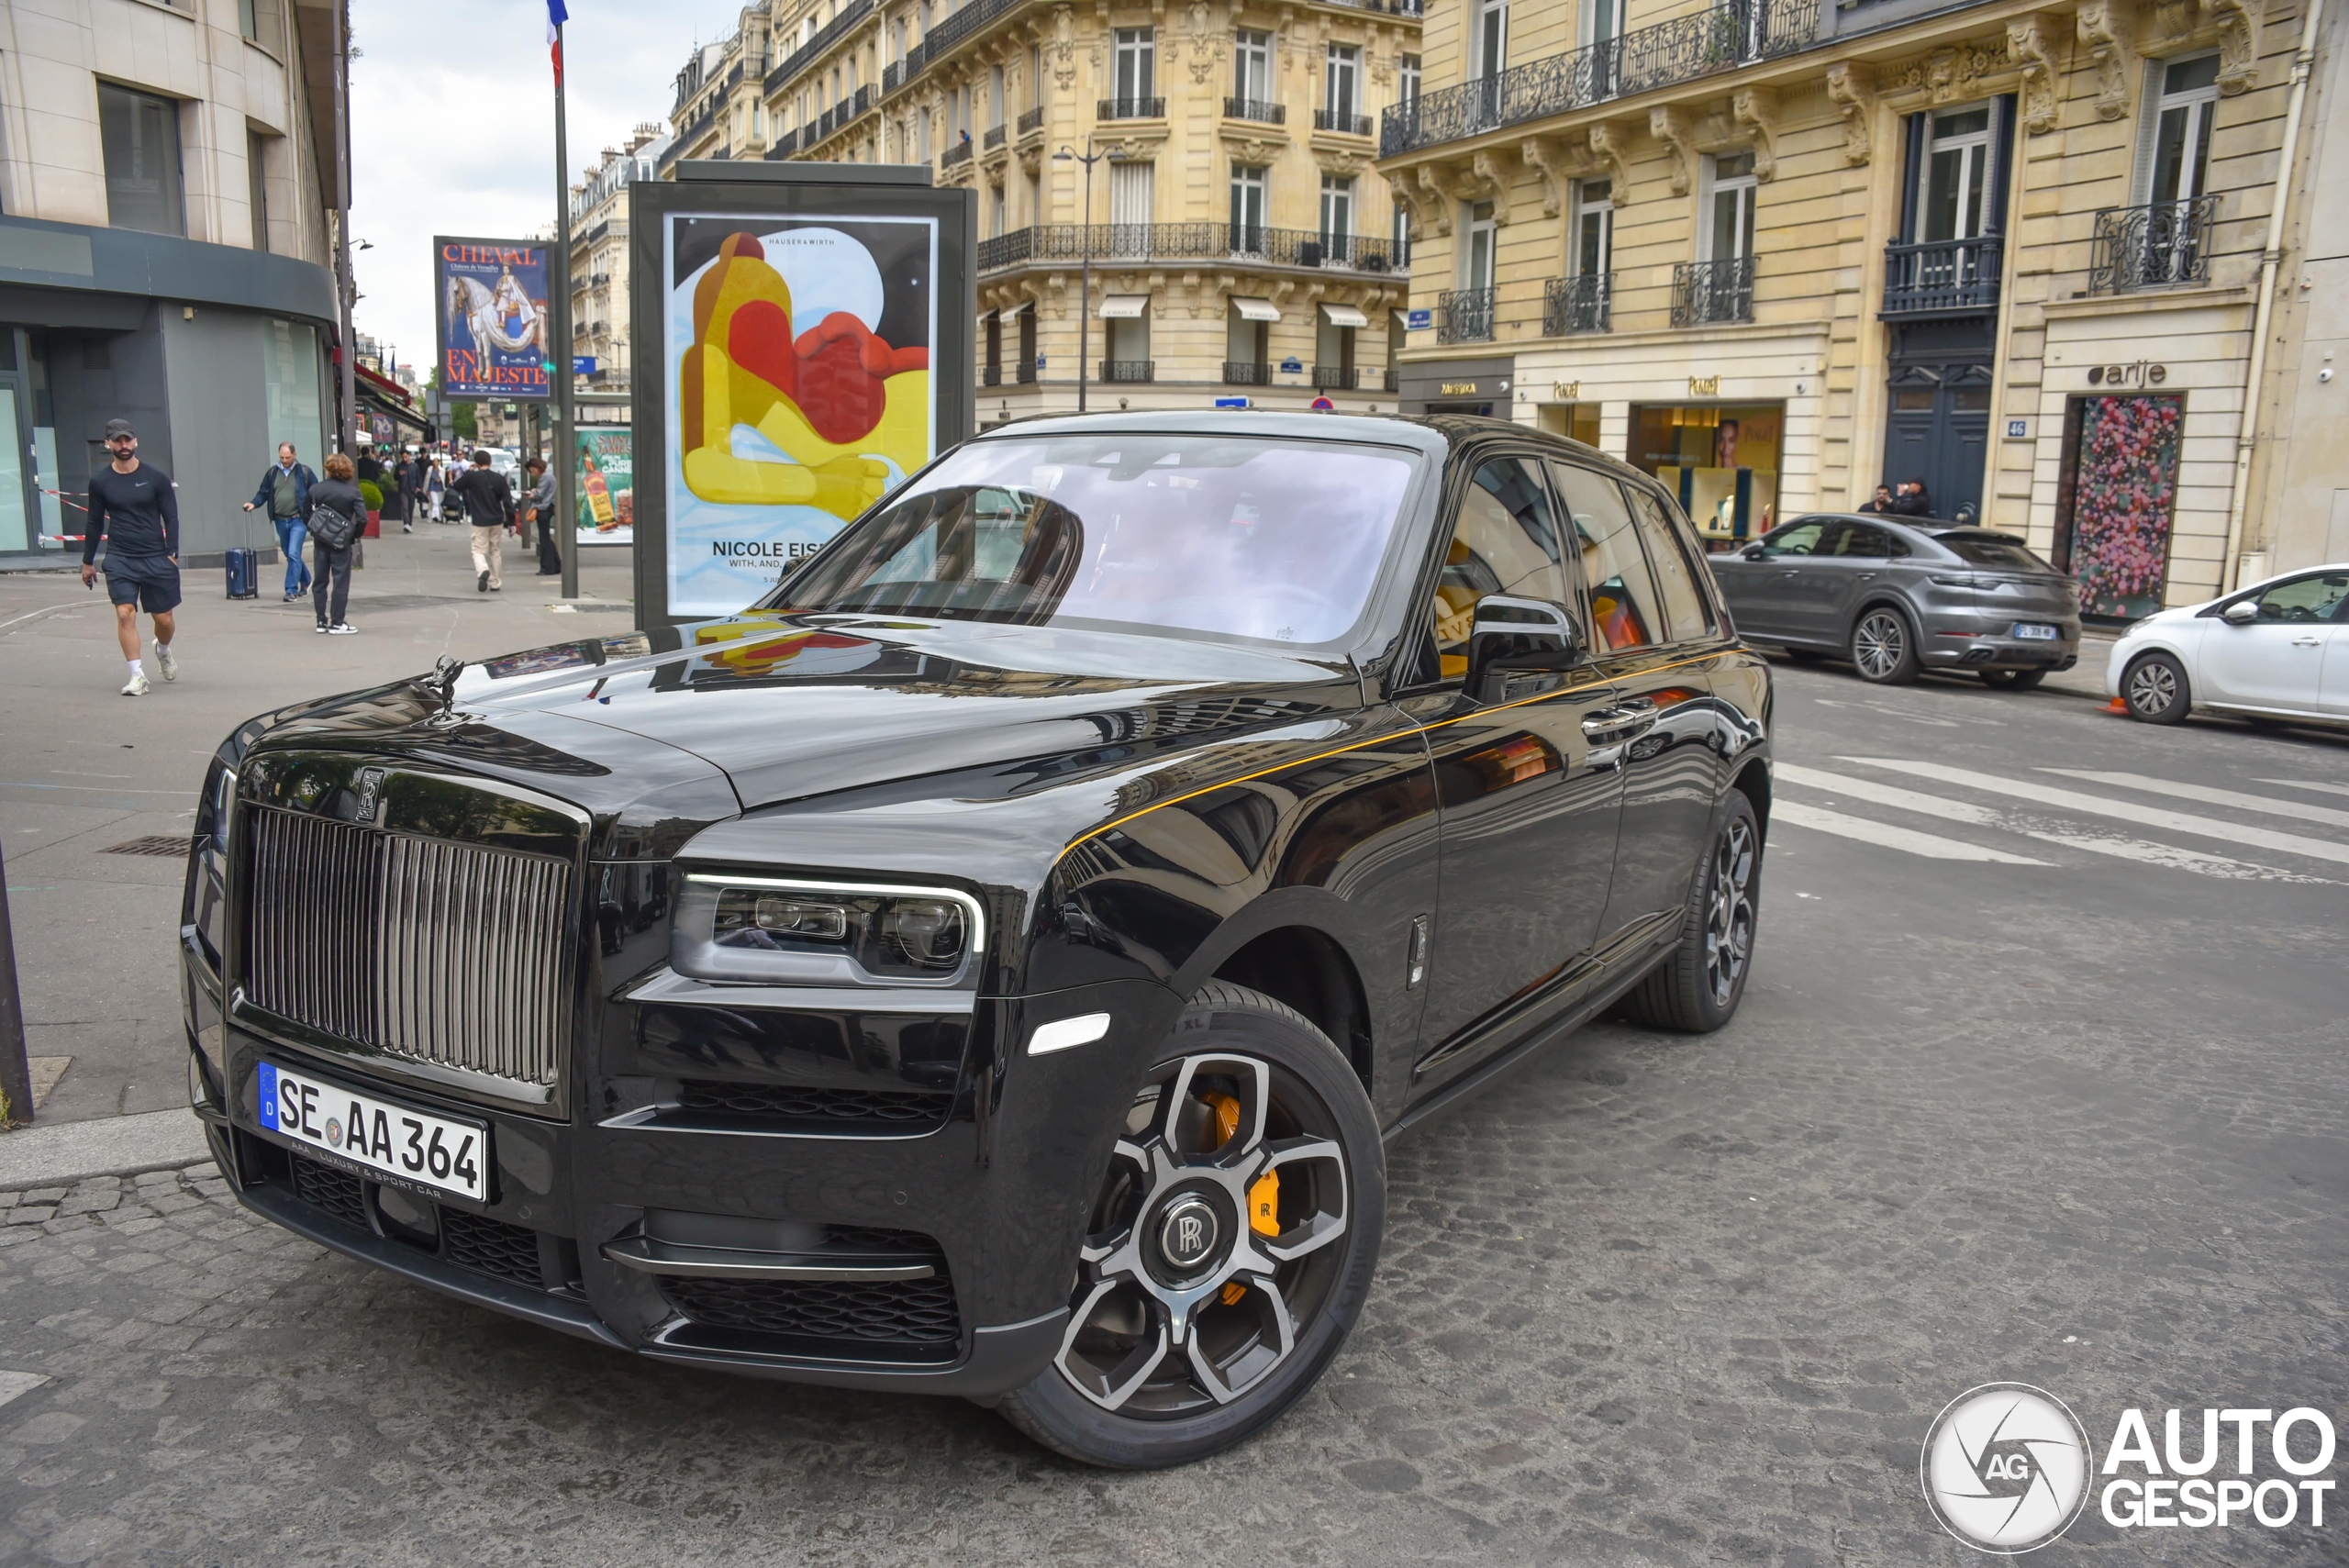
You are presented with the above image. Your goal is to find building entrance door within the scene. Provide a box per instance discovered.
[1882,365,1990,521]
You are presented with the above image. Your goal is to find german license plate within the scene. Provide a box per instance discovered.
[257,1060,488,1203]
[2013,623,2060,640]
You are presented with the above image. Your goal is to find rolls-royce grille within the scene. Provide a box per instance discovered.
[243,806,573,1093]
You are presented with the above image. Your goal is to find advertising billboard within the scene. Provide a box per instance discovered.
[433,237,552,400]
[628,169,974,628]
[575,426,633,547]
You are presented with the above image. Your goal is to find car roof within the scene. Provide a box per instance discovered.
[965,409,1653,485]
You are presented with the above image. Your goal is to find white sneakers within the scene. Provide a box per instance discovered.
[121,671,150,696]
[327,622,358,636]
[156,645,178,682]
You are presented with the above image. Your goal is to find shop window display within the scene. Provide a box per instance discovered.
[1632,404,1781,549]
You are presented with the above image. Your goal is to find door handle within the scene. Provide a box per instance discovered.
[1855,572,1878,581]
[2293,637,2322,647]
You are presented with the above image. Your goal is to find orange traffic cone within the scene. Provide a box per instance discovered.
[2104,696,2129,714]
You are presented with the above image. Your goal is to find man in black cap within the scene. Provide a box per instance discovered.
[80,418,181,695]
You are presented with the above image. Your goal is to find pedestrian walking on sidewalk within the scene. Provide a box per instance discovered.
[385,450,411,533]
[425,457,446,523]
[79,418,181,695]
[241,442,317,602]
[306,452,365,634]
[401,450,428,531]
[446,448,515,593]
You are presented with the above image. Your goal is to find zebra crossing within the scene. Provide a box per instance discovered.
[1772,760,2348,884]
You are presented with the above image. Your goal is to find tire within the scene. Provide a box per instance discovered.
[2121,651,2191,724]
[1849,606,1920,685]
[1620,791,1763,1033]
[993,982,1385,1468]
[1978,668,2048,690]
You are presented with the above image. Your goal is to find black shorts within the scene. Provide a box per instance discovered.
[103,555,182,614]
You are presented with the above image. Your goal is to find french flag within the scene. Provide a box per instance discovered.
[546,0,569,84]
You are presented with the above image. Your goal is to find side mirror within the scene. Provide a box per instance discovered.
[1466,595,1584,704]
[2221,599,2259,625]
[1741,545,1766,562]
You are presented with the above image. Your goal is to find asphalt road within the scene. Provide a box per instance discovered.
[4,629,2347,1563]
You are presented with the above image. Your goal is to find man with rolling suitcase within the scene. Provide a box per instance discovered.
[242,442,317,602]
[80,418,181,695]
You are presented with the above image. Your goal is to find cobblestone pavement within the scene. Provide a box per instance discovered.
[3,670,2345,1566]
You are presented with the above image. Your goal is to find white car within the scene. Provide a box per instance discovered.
[2108,564,2349,728]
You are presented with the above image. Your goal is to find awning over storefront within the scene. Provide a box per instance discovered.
[1098,295,1149,318]
[1319,304,1369,328]
[1230,296,1281,322]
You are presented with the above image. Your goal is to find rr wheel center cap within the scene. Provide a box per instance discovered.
[1152,1194,1225,1278]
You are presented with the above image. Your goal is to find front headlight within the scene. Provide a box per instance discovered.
[672,873,985,987]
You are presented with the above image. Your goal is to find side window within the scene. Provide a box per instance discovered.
[1549,461,1665,653]
[1833,523,1892,559]
[1758,519,1826,556]
[2249,573,2349,622]
[1624,484,1716,642]
[1431,457,1567,679]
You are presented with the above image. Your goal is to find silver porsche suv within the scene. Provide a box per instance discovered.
[1706,514,2082,688]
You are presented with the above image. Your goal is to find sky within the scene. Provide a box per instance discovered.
[348,0,749,383]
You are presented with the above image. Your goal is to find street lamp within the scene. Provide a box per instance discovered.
[1052,138,1105,414]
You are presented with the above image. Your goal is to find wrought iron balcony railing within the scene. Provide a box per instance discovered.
[1672,257,1754,326]
[1882,236,2002,316]
[1225,361,1272,385]
[1380,0,1818,159]
[1100,360,1156,383]
[1312,365,1364,389]
[1383,366,1399,393]
[1018,106,1045,134]
[984,123,1006,149]
[1438,286,1496,343]
[1543,273,1613,335]
[981,364,1003,386]
[2089,195,2219,294]
[1314,108,1373,136]
[1225,97,1286,124]
[765,0,874,95]
[1015,358,1038,384]
[942,139,974,168]
[973,223,1409,273]
[764,127,801,159]
[1099,96,1166,120]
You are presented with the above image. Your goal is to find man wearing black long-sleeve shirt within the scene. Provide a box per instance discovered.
[79,418,182,696]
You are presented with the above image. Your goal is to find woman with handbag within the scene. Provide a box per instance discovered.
[306,452,366,634]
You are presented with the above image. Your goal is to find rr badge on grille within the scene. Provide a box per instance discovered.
[355,767,385,824]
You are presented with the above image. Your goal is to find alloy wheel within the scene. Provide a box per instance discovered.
[1853,611,1908,681]
[1704,817,1756,1008]
[1055,1052,1349,1417]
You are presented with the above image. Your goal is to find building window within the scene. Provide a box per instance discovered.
[1399,53,1421,106]
[1921,106,1994,241]
[248,131,270,252]
[990,64,1006,128]
[1109,160,1154,227]
[1230,164,1267,249]
[98,83,185,238]
[1392,200,1412,267]
[1584,0,1623,48]
[1574,178,1611,274]
[1475,0,1508,79]
[990,183,1007,237]
[1113,29,1156,108]
[1319,174,1354,252]
[918,106,932,160]
[1326,44,1361,123]
[1106,300,1151,373]
[2139,53,2220,206]
[1234,30,1272,106]
[239,0,261,41]
[1463,200,1496,290]
[1703,151,1755,261]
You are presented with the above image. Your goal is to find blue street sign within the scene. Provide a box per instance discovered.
[573,356,596,375]
[1406,308,1432,330]
[1279,357,1304,374]
[1214,396,1252,409]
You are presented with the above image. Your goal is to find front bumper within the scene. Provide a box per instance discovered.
[186,946,1186,1398]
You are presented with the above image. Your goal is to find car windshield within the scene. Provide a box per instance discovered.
[765,434,1419,647]
[1936,532,2053,571]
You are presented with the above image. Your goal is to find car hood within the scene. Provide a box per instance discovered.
[437,612,1362,816]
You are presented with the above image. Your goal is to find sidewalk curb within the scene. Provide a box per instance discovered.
[0,1108,212,1191]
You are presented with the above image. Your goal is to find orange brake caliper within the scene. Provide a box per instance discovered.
[1199,1092,1281,1306]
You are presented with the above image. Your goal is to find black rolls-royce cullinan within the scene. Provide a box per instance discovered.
[183,411,1772,1468]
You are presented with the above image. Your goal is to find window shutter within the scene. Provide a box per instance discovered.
[1898,113,1926,243]
[2128,60,2163,206]
[1988,95,2016,235]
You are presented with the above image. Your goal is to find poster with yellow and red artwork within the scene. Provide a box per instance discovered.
[663,213,935,615]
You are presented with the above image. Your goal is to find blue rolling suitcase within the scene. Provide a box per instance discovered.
[225,548,260,599]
